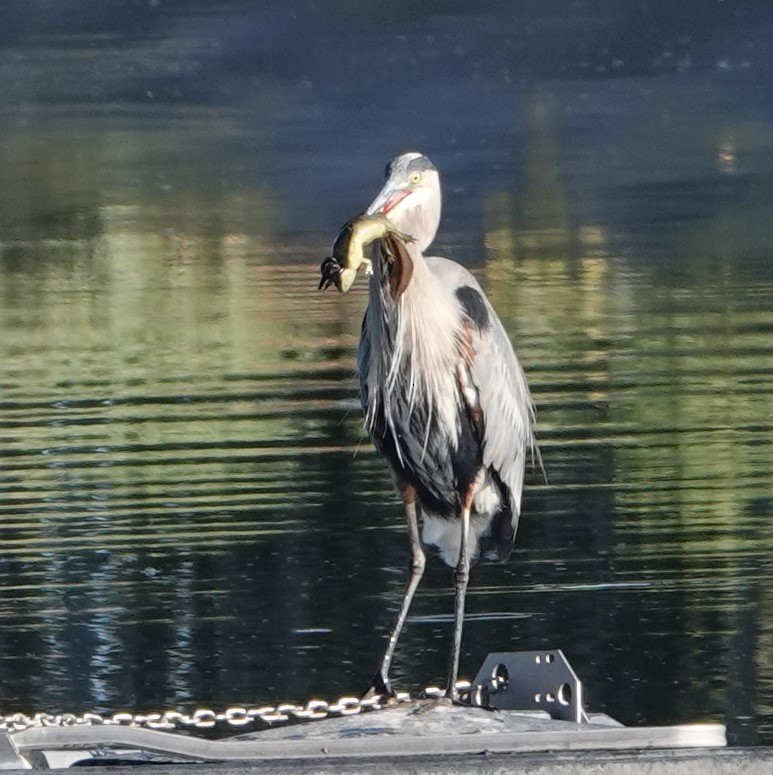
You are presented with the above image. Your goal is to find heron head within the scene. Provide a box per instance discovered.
[366,152,441,252]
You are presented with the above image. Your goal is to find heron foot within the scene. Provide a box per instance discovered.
[361,670,397,702]
[442,689,470,706]
[444,683,473,706]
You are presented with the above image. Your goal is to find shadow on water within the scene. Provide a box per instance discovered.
[0,0,771,749]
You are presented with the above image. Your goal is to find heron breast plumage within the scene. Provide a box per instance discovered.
[358,252,524,566]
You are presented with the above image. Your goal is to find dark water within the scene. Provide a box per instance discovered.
[1,0,772,747]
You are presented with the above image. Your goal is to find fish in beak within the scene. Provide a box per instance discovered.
[319,215,414,293]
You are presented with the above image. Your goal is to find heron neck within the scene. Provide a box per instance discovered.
[389,203,440,253]
[365,243,463,447]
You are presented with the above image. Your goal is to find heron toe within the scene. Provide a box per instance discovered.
[361,670,397,702]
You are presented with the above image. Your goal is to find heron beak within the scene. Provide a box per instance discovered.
[367,185,411,216]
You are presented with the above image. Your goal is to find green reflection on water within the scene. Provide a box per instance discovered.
[0,99,771,744]
[481,133,772,740]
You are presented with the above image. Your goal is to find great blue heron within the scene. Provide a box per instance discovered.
[329,152,539,701]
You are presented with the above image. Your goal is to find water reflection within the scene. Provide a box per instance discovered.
[484,210,772,737]
[1,189,771,741]
[0,0,772,750]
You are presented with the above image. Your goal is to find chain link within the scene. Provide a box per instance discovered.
[0,683,471,734]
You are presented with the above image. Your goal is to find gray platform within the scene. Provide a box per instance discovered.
[4,700,737,771]
[1,651,765,772]
[23,749,773,775]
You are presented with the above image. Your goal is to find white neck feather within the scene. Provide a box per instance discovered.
[364,247,462,460]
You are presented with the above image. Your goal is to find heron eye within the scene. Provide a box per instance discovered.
[410,172,422,184]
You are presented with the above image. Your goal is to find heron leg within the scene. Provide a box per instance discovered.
[446,490,473,700]
[364,485,425,699]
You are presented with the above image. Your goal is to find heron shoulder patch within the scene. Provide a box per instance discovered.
[455,286,490,331]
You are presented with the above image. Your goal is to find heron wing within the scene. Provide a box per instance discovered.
[426,257,538,522]
[469,301,536,519]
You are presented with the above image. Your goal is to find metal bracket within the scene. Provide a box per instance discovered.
[469,650,587,723]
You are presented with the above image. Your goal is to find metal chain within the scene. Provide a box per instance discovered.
[0,683,470,734]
